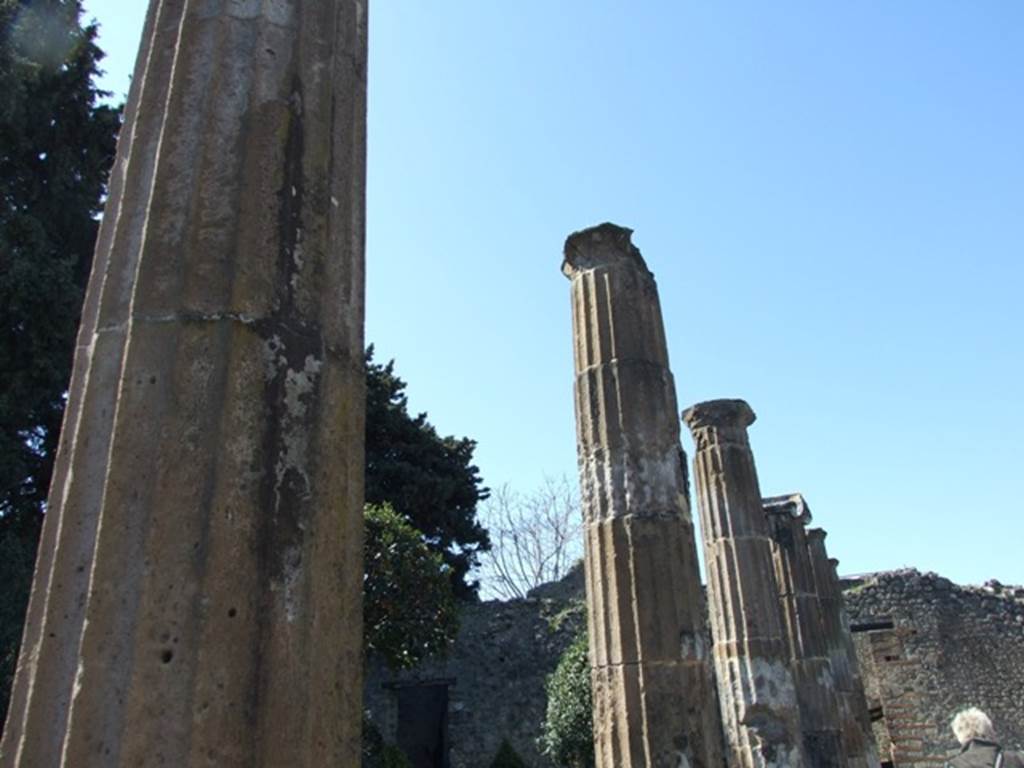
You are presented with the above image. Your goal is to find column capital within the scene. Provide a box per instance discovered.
[763,493,813,525]
[806,527,828,544]
[562,222,651,278]
[682,398,756,431]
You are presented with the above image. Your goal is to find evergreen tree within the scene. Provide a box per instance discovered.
[365,347,490,598]
[0,0,120,727]
[0,0,119,522]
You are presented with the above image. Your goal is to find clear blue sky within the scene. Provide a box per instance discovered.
[81,2,1024,586]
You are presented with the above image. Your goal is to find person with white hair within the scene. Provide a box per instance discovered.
[946,708,1024,768]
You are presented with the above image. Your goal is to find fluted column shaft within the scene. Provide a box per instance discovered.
[2,3,172,761]
[807,530,880,768]
[563,224,723,768]
[684,400,807,768]
[1,1,367,766]
[764,496,847,768]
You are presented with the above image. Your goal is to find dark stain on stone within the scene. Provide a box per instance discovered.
[248,70,322,733]
[255,72,317,587]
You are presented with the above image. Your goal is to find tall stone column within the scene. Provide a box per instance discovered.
[764,495,846,767]
[683,400,807,768]
[807,529,880,768]
[563,224,723,768]
[1,1,367,766]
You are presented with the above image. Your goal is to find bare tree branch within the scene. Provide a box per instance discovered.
[478,477,583,601]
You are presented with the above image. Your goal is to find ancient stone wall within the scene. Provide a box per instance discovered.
[369,568,1024,768]
[844,570,1024,766]
[364,571,586,768]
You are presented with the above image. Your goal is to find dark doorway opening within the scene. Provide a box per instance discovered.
[395,682,450,768]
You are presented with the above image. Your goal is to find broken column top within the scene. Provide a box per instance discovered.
[561,222,652,278]
[806,527,828,543]
[682,398,756,430]
[764,493,813,524]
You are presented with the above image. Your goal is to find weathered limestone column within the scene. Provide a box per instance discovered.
[1,3,172,759]
[807,529,881,768]
[1,1,367,766]
[563,224,723,768]
[683,400,807,768]
[764,495,847,767]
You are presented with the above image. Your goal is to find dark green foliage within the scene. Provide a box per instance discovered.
[376,745,412,768]
[362,713,385,759]
[539,632,594,768]
[362,714,413,768]
[490,738,528,768]
[0,0,120,729]
[0,517,39,724]
[0,0,119,520]
[364,503,459,670]
[365,346,490,598]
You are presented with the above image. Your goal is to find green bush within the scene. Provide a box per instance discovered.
[362,713,385,760]
[377,744,412,768]
[490,738,528,768]
[539,632,594,768]
[362,714,412,768]
[364,503,459,669]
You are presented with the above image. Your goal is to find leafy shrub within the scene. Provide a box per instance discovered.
[490,738,528,768]
[362,714,412,768]
[377,744,412,768]
[362,713,385,760]
[539,632,594,768]
[364,503,459,669]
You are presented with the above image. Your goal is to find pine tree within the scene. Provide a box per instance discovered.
[365,347,490,598]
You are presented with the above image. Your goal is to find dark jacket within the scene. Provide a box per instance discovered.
[948,739,1024,768]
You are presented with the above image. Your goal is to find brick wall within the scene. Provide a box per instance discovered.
[846,570,1024,766]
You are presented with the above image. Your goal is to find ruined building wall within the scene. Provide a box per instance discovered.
[364,573,587,768]
[844,570,1024,766]
[368,568,1024,768]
